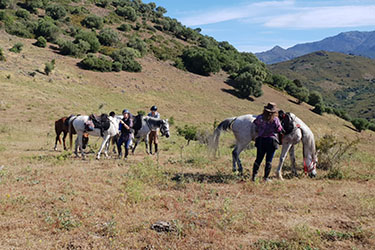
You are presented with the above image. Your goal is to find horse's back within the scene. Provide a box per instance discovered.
[231,114,257,142]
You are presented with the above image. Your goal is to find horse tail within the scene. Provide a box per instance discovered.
[69,117,74,150]
[211,117,236,156]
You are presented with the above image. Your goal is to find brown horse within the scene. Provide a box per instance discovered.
[54,116,89,151]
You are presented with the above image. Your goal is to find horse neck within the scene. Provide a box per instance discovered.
[300,126,316,160]
[145,117,161,129]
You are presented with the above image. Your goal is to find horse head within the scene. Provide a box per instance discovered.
[160,119,170,138]
[304,150,318,178]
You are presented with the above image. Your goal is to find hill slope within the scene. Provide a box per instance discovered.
[1,16,375,250]
[268,51,375,120]
[256,30,375,64]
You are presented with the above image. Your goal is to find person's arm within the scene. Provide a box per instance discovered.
[120,120,130,130]
[275,117,283,133]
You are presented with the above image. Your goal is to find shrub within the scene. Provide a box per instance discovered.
[79,54,113,72]
[46,5,67,20]
[44,59,55,76]
[5,21,34,38]
[9,42,23,53]
[34,36,47,47]
[81,15,103,29]
[110,47,142,72]
[74,30,100,53]
[308,91,323,106]
[35,18,60,42]
[312,103,325,115]
[0,47,5,61]
[368,122,375,132]
[98,28,120,46]
[351,118,369,132]
[316,134,358,172]
[0,0,10,9]
[115,6,137,21]
[95,0,111,8]
[23,0,44,14]
[181,47,220,76]
[59,39,90,57]
[112,61,122,72]
[177,125,197,145]
[118,23,131,32]
[127,36,147,56]
[234,71,263,98]
[15,9,30,19]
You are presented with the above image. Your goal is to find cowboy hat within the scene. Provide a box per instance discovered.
[264,102,278,113]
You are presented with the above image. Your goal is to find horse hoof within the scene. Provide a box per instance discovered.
[276,172,284,181]
[54,147,58,151]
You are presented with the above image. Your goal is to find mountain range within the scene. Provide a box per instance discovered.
[256,31,375,64]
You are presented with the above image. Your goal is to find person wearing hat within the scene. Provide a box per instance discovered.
[147,105,160,154]
[117,109,133,159]
[252,102,284,182]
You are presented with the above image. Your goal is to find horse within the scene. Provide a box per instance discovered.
[54,116,88,151]
[276,112,317,179]
[131,115,170,154]
[212,113,317,179]
[69,115,120,159]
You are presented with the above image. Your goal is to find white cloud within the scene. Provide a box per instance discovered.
[179,1,375,29]
[265,6,375,28]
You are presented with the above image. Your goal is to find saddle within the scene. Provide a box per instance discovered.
[86,113,110,136]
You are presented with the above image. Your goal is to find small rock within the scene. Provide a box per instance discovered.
[150,221,176,233]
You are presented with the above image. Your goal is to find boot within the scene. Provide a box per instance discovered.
[264,162,272,182]
[252,162,260,182]
[124,148,129,159]
[154,144,158,154]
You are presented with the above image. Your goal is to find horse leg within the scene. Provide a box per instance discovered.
[132,138,139,154]
[54,131,61,151]
[289,145,297,176]
[231,146,238,172]
[97,135,110,160]
[76,133,85,159]
[62,131,68,150]
[276,143,292,180]
[145,134,150,154]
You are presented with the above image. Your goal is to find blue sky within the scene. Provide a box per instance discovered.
[144,0,375,53]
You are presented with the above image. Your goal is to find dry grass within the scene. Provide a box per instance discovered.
[0,30,374,249]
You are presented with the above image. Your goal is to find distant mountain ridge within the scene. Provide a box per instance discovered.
[256,31,375,64]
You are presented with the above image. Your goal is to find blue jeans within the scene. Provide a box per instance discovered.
[117,135,132,157]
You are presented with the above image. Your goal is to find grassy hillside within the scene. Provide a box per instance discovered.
[269,51,375,121]
[1,29,375,249]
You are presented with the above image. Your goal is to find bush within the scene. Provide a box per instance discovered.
[35,18,60,42]
[98,28,120,46]
[95,0,111,8]
[234,71,263,98]
[46,5,67,20]
[0,47,5,61]
[5,21,34,38]
[368,122,375,132]
[34,36,47,47]
[15,9,30,19]
[59,39,90,57]
[44,59,55,76]
[312,103,325,115]
[115,6,137,21]
[308,91,323,106]
[316,134,358,176]
[81,15,103,29]
[110,47,142,72]
[127,36,147,56]
[181,47,220,76]
[79,54,113,72]
[351,118,369,132]
[177,125,198,145]
[112,61,122,72]
[118,23,131,32]
[9,42,23,53]
[0,0,10,9]
[74,30,100,53]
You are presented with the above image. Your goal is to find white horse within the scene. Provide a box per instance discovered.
[212,113,317,179]
[276,112,317,179]
[69,115,120,159]
[131,115,170,154]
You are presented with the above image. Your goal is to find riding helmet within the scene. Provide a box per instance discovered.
[122,109,129,114]
[150,105,157,111]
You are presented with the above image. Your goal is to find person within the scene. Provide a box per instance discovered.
[117,109,133,159]
[109,111,115,117]
[147,105,160,154]
[252,102,284,182]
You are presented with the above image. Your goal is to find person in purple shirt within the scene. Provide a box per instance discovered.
[252,102,284,182]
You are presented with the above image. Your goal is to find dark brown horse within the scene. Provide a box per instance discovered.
[54,116,88,151]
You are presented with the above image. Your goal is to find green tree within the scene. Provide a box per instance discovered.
[181,47,220,76]
[98,28,120,46]
[312,102,325,115]
[115,6,137,21]
[308,91,323,106]
[0,0,10,9]
[155,6,166,17]
[46,5,66,20]
[351,118,369,132]
[234,71,263,98]
[74,30,100,53]
[34,36,47,48]
[35,18,60,42]
[81,15,103,29]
